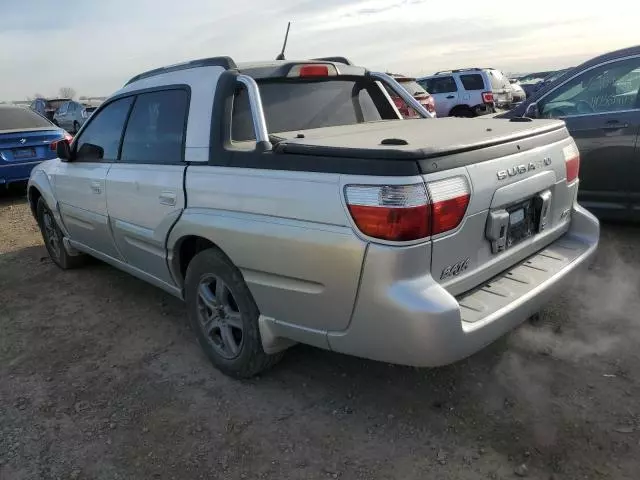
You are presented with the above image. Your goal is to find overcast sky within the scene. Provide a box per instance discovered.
[1,0,638,100]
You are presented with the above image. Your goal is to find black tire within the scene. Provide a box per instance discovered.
[184,248,283,378]
[36,198,84,270]
[73,121,80,134]
[450,106,475,118]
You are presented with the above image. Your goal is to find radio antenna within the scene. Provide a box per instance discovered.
[276,22,291,61]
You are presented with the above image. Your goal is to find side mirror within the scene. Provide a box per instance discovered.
[524,102,539,119]
[56,140,72,161]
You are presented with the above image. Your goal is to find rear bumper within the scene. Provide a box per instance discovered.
[0,161,42,185]
[327,205,599,367]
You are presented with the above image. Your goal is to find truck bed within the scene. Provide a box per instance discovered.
[274,117,568,169]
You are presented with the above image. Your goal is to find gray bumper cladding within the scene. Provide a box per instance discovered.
[327,204,600,367]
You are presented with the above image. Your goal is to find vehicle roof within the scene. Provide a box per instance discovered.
[125,56,366,86]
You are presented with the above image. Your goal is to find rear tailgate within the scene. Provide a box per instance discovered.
[426,125,578,296]
[0,129,62,163]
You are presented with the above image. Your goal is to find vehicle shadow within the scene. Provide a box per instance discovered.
[0,183,28,207]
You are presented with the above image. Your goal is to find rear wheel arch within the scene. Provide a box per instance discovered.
[173,235,236,289]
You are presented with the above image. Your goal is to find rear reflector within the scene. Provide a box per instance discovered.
[426,177,471,235]
[482,91,494,103]
[288,63,337,78]
[344,177,470,241]
[563,144,580,183]
[345,184,430,241]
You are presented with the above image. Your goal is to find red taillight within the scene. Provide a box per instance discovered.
[345,184,430,241]
[426,177,471,235]
[563,144,580,183]
[482,91,494,103]
[422,95,436,114]
[344,178,470,241]
[50,132,73,151]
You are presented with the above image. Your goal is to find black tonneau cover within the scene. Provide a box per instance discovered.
[274,117,568,162]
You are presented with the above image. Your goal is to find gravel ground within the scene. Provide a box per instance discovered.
[1,187,640,480]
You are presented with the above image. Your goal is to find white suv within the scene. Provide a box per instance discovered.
[418,68,513,117]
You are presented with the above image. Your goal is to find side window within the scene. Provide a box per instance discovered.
[539,57,640,118]
[460,74,485,91]
[120,89,188,164]
[427,77,458,94]
[75,97,133,162]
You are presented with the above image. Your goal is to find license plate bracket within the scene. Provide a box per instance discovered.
[505,199,536,249]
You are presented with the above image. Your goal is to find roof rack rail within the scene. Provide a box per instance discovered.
[434,67,484,75]
[312,56,354,65]
[125,56,237,86]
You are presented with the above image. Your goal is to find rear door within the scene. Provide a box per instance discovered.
[536,55,640,218]
[421,76,459,117]
[53,96,133,259]
[105,88,188,285]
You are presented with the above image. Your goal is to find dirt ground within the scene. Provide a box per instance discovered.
[1,187,640,480]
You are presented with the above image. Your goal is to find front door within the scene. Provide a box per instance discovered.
[537,55,640,219]
[105,88,189,285]
[54,96,134,259]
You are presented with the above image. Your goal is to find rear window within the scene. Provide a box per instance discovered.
[0,107,53,130]
[396,79,428,96]
[487,70,508,90]
[460,74,485,90]
[422,76,457,94]
[47,100,68,111]
[232,79,389,141]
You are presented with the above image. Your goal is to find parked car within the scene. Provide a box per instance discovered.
[386,74,436,118]
[418,68,513,117]
[28,56,598,378]
[509,78,527,103]
[53,100,98,133]
[29,98,71,121]
[518,69,574,98]
[0,106,72,187]
[500,45,640,220]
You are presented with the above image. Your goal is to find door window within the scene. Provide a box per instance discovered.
[423,77,458,94]
[119,89,188,164]
[538,57,640,118]
[74,97,133,162]
[57,103,68,114]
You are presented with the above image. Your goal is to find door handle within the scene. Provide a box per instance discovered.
[446,95,455,99]
[90,181,102,194]
[603,120,628,130]
[159,191,177,206]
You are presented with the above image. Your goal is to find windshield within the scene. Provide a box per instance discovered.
[0,107,54,130]
[396,79,429,96]
[232,78,394,140]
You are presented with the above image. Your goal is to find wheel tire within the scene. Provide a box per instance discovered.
[73,121,80,134]
[184,248,283,378]
[36,198,84,270]
[450,106,475,118]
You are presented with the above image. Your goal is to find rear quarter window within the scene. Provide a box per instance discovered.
[459,74,486,91]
